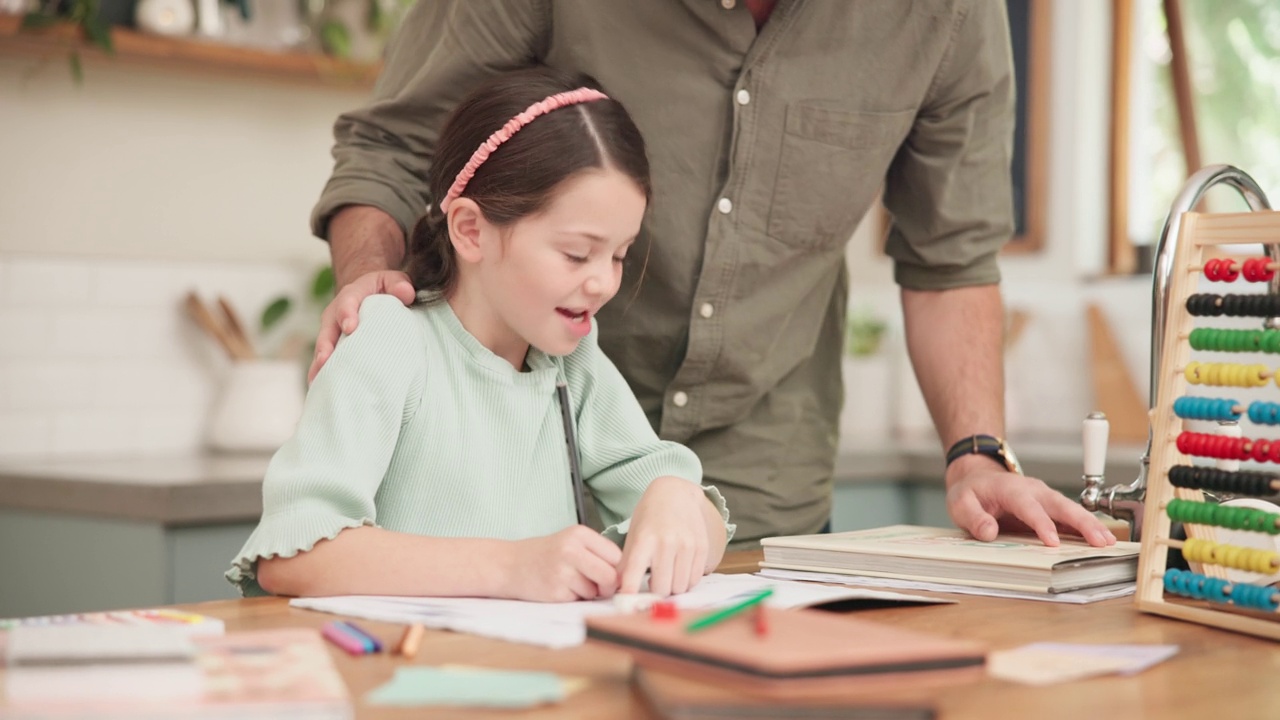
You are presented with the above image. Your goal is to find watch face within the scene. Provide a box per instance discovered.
[1000,440,1024,475]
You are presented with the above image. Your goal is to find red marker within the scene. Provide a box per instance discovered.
[754,604,769,637]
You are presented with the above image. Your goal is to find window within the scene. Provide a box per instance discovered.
[1111,0,1280,273]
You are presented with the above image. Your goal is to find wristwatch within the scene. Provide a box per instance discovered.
[945,434,1024,475]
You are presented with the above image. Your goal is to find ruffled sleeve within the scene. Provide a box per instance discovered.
[226,296,426,596]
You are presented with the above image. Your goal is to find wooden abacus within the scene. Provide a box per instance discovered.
[1139,166,1280,640]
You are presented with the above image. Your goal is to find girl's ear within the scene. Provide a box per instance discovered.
[446,199,485,263]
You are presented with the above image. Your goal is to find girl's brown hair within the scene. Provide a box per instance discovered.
[406,68,650,296]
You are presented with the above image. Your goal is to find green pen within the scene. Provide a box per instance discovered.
[685,588,774,633]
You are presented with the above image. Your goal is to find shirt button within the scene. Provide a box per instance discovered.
[717,197,733,214]
[720,0,735,8]
[699,303,714,319]
[672,391,689,408]
[736,89,750,106]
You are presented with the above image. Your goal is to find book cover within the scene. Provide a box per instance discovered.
[587,607,984,698]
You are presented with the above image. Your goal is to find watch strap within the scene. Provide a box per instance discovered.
[946,434,1016,473]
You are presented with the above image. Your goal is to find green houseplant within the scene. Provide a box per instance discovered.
[259,264,335,362]
[22,0,114,81]
[844,306,888,358]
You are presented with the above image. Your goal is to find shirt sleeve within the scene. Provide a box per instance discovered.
[884,0,1015,290]
[563,324,735,545]
[226,296,426,597]
[310,0,550,241]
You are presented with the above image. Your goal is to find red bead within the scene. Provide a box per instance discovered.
[1222,259,1240,282]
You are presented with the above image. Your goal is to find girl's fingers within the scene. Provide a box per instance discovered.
[566,571,599,601]
[575,547,620,598]
[670,544,696,595]
[617,541,652,594]
[648,542,676,597]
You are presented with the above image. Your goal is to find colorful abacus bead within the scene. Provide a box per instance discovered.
[1249,401,1280,425]
[1173,396,1241,421]
[1205,258,1241,282]
[1244,257,1277,283]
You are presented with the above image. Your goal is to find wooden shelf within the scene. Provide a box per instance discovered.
[0,13,380,88]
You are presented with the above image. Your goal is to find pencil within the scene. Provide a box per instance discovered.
[556,381,588,525]
[397,623,425,658]
[685,588,774,633]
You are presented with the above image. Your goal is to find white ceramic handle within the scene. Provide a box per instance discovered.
[1217,422,1243,472]
[1083,412,1110,477]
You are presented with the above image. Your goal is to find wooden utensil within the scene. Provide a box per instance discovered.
[216,295,256,360]
[184,292,250,361]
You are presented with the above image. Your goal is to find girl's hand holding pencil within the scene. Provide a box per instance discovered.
[502,525,622,602]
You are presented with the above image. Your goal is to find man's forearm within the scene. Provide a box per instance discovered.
[900,284,1006,457]
[327,205,407,288]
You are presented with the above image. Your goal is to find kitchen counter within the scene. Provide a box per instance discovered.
[0,436,1148,525]
[0,454,270,525]
[835,435,1150,491]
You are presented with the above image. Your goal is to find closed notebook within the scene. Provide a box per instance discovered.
[761,525,1140,593]
[586,607,984,698]
[634,667,937,720]
[5,625,201,704]
[1,628,351,719]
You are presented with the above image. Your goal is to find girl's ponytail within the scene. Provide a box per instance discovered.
[405,206,456,296]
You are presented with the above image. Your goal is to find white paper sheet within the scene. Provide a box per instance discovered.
[756,567,1136,604]
[289,573,945,649]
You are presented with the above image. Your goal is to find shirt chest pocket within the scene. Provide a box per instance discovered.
[766,103,915,251]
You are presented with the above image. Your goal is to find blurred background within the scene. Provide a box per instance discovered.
[0,0,1277,615]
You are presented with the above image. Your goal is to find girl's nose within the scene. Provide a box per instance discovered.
[583,262,618,298]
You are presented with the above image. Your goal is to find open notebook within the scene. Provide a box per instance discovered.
[290,573,949,649]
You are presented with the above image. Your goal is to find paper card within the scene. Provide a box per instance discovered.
[366,666,580,708]
[988,643,1178,686]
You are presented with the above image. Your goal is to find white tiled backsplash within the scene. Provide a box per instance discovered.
[0,255,315,459]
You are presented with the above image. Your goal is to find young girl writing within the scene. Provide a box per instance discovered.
[227,68,733,602]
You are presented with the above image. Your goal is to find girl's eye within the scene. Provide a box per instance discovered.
[612,256,626,264]
[564,253,588,264]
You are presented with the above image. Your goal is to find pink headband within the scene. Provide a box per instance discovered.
[437,87,610,213]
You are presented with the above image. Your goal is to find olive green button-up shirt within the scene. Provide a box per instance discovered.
[312,0,1015,548]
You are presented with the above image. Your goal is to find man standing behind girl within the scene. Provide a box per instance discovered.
[227,69,733,602]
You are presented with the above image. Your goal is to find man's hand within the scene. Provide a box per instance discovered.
[502,525,622,602]
[617,477,714,596]
[308,270,416,383]
[945,455,1117,547]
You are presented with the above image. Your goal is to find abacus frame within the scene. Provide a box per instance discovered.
[1140,200,1280,639]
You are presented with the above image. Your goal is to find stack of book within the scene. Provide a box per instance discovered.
[760,525,1141,595]
[2,626,351,719]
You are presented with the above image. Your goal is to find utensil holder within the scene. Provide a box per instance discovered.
[206,360,304,453]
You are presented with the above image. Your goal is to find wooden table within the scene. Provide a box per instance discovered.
[158,551,1280,719]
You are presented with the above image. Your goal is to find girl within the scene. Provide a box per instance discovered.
[227,68,733,602]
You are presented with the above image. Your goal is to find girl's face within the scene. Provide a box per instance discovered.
[457,168,647,365]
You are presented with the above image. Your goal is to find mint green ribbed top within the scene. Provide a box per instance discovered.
[227,295,733,597]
